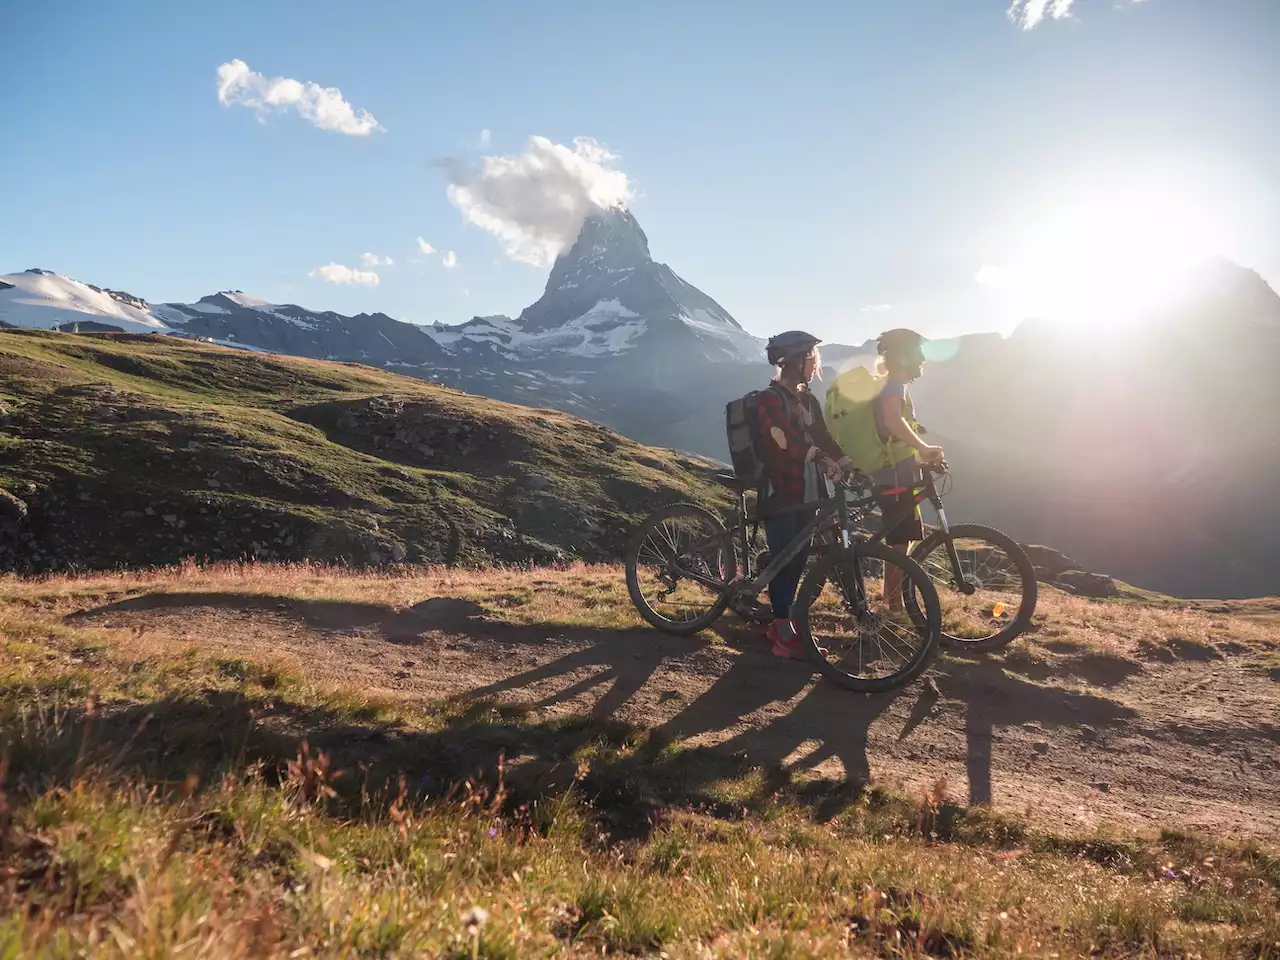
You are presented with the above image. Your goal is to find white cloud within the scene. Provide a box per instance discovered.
[1007,0,1072,29]
[309,263,381,286]
[442,251,458,269]
[216,59,384,136]
[415,237,436,255]
[478,128,491,148]
[361,252,393,267]
[1008,0,1146,30]
[442,135,633,267]
[859,304,893,314]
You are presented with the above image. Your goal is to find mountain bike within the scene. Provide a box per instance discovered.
[624,473,943,693]
[857,463,1038,652]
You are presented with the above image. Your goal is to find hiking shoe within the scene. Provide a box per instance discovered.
[766,619,805,660]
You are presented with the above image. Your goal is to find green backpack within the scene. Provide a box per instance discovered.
[824,367,918,474]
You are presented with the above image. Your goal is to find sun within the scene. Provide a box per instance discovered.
[979,176,1232,330]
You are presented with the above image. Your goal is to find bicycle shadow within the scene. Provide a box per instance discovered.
[934,652,1139,806]
[462,631,714,721]
[68,590,711,724]
[643,627,1141,815]
[69,593,1143,817]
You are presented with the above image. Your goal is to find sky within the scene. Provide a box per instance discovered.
[3,0,1279,344]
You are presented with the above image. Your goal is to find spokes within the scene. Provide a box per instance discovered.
[807,558,932,682]
[917,536,1027,642]
[631,510,732,626]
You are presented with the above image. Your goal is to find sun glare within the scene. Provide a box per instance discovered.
[980,177,1232,331]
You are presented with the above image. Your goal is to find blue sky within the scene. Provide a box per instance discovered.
[3,0,1278,343]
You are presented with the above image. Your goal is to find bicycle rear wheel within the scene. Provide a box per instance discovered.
[625,502,736,635]
[793,542,941,693]
[909,523,1037,651]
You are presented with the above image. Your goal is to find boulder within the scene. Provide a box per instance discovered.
[0,488,28,531]
[1022,544,1079,580]
[1056,570,1118,598]
[519,473,551,491]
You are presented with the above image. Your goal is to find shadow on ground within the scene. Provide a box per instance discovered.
[59,590,1144,822]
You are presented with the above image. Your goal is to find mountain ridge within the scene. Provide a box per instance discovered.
[1,208,761,367]
[6,226,1280,597]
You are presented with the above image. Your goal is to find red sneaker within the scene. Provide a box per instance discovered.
[765,619,805,660]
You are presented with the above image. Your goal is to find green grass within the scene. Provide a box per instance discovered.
[0,580,1278,957]
[0,330,729,574]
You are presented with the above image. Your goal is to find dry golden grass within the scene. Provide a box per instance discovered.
[0,559,638,628]
[1,562,1278,957]
[1021,588,1280,663]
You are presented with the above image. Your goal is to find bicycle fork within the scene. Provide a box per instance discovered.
[835,493,872,620]
[932,497,976,596]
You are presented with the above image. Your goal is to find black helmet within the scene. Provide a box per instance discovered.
[766,330,821,366]
[876,328,926,358]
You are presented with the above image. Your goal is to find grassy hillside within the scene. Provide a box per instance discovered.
[0,330,728,573]
[0,561,1277,957]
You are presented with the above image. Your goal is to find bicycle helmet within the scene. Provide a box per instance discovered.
[876,328,926,359]
[766,330,822,366]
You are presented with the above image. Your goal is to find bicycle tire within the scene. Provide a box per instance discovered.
[625,502,736,635]
[793,541,942,694]
[910,523,1038,652]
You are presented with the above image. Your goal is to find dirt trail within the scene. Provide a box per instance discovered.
[71,592,1280,840]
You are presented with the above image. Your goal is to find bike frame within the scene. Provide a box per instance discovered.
[730,466,973,597]
[852,466,974,595]
[722,484,882,605]
[667,466,970,603]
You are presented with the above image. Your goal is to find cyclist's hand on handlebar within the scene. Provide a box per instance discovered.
[922,455,949,475]
[839,467,873,490]
[817,455,844,482]
[919,444,946,466]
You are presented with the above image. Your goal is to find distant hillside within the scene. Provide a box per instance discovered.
[0,330,728,573]
[889,260,1280,600]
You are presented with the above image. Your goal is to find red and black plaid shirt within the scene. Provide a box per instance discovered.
[756,384,847,505]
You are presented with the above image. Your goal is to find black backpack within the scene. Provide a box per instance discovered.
[724,384,790,490]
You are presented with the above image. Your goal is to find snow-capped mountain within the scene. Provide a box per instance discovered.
[0,271,447,365]
[1,209,770,453]
[154,291,447,366]
[432,208,762,364]
[2,210,761,371]
[0,269,170,334]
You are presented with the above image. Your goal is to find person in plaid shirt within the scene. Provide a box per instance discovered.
[756,330,853,660]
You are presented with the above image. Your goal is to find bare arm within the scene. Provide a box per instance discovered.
[881,395,942,461]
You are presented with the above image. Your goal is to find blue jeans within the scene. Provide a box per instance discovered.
[763,505,815,619]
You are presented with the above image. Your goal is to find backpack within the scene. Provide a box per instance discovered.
[824,366,918,474]
[725,385,790,490]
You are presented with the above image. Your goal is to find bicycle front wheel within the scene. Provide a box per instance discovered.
[909,523,1037,651]
[625,502,736,635]
[793,542,941,694]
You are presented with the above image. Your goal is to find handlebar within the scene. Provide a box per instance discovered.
[835,459,949,496]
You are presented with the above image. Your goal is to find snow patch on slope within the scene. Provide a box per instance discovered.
[432,299,645,359]
[679,308,762,362]
[0,270,171,333]
[221,291,271,308]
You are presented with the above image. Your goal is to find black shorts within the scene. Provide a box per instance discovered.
[872,459,923,544]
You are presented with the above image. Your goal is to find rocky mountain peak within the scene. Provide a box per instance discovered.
[533,207,651,308]
[510,208,760,362]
